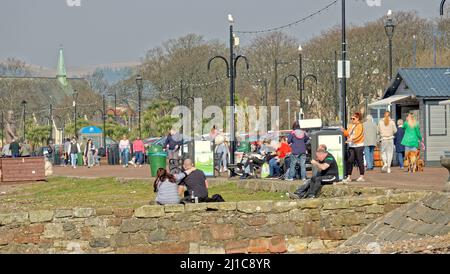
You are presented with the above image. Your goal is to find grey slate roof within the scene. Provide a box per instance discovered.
[384,68,450,99]
[0,76,90,109]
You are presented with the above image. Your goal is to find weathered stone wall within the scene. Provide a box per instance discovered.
[212,179,412,198]
[0,191,428,254]
[337,192,450,253]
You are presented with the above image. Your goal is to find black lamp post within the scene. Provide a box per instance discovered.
[1,111,4,146]
[21,100,27,141]
[92,108,106,148]
[207,14,249,171]
[413,35,417,68]
[108,90,118,121]
[48,103,53,145]
[73,90,78,139]
[284,44,318,120]
[274,59,290,108]
[136,75,143,139]
[53,115,65,143]
[384,10,395,82]
[441,0,447,16]
[172,80,195,107]
[102,94,106,148]
[341,0,348,129]
[256,79,269,107]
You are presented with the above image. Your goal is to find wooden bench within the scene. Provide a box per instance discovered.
[0,157,45,182]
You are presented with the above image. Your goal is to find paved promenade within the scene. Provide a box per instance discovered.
[47,165,449,192]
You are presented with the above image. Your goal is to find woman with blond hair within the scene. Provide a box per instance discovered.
[401,113,422,172]
[378,111,397,174]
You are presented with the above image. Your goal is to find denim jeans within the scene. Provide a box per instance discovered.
[70,153,78,168]
[87,151,94,167]
[269,157,280,177]
[221,152,228,170]
[288,154,307,180]
[121,149,129,166]
[364,146,375,169]
[397,152,404,168]
[135,151,144,165]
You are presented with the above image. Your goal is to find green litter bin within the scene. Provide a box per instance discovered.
[77,152,83,166]
[148,148,167,177]
[237,141,251,153]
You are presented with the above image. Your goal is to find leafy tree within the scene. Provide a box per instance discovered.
[142,101,179,137]
[104,119,130,141]
[25,121,51,149]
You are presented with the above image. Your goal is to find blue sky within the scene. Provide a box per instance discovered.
[0,0,443,68]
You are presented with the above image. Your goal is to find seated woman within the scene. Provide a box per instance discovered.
[267,136,291,179]
[240,144,265,179]
[153,167,194,205]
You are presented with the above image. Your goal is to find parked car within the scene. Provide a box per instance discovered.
[143,137,161,147]
[151,134,193,148]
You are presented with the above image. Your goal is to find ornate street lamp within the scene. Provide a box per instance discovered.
[21,100,27,141]
[384,10,395,81]
[207,14,249,174]
[136,75,143,139]
[73,90,78,139]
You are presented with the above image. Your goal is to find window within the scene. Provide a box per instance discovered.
[370,108,386,124]
[429,104,447,136]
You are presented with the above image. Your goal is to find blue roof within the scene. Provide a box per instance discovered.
[80,126,103,134]
[384,68,450,98]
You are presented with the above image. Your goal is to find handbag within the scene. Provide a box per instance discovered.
[261,163,270,178]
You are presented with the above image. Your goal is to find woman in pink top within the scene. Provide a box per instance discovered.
[133,137,145,167]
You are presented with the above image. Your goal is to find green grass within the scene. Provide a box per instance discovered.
[0,177,285,213]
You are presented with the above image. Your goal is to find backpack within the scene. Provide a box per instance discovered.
[204,194,225,203]
[211,194,225,202]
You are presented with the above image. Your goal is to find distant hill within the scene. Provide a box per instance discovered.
[0,59,139,79]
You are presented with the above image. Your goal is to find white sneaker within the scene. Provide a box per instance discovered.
[381,164,387,173]
[387,168,391,174]
[356,177,365,182]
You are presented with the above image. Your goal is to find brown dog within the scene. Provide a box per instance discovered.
[404,150,424,172]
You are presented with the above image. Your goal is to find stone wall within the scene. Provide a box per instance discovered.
[0,191,428,254]
[337,192,450,253]
[211,179,412,198]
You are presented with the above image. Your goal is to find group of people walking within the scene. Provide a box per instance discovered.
[1,139,31,158]
[63,138,99,169]
[62,135,146,169]
[118,135,146,168]
[342,111,423,182]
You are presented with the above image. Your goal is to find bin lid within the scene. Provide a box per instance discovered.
[148,145,163,154]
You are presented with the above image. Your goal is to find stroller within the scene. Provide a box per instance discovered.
[236,152,266,179]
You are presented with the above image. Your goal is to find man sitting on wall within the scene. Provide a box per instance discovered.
[178,159,209,203]
[287,145,338,199]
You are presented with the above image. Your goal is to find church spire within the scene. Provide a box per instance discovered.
[56,45,68,86]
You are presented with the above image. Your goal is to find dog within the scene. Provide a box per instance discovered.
[404,150,424,172]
